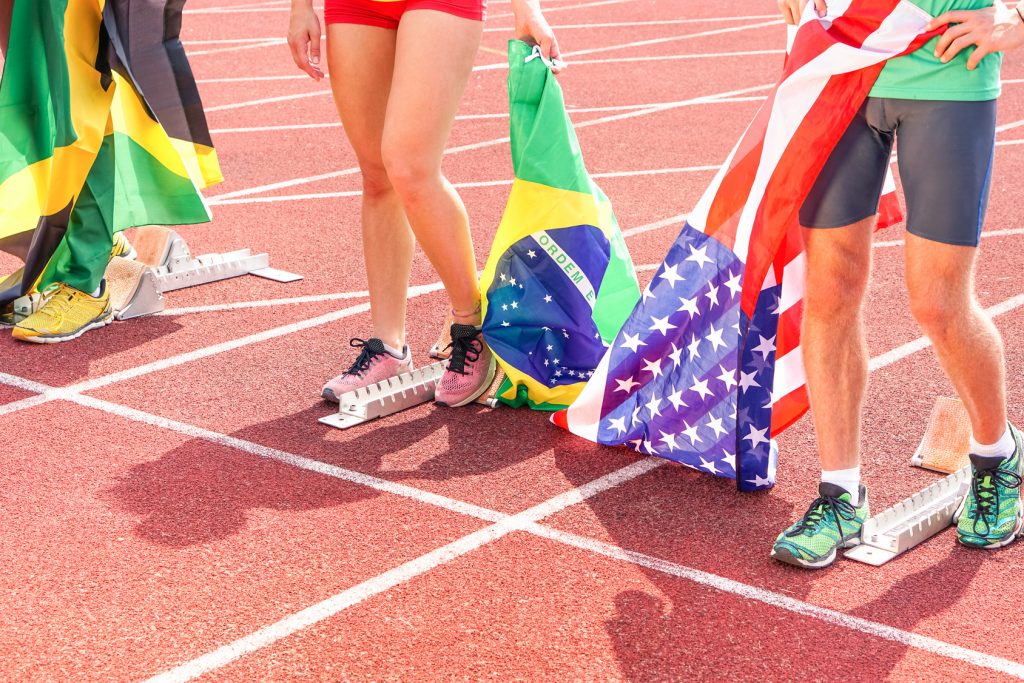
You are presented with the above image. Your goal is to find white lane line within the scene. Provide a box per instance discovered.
[188,39,285,57]
[209,165,721,206]
[874,226,1024,248]
[482,15,781,31]
[997,118,1024,134]
[184,37,284,45]
[207,82,773,201]
[202,20,780,114]
[207,96,764,134]
[869,293,1024,372]
[139,455,663,683]
[158,288,372,316]
[488,0,639,19]
[525,523,1024,680]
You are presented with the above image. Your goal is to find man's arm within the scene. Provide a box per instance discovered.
[0,0,12,58]
[929,0,1024,69]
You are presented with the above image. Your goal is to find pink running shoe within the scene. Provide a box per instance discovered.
[434,324,496,408]
[321,338,413,403]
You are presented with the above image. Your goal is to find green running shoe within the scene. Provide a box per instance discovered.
[771,483,869,569]
[956,424,1024,549]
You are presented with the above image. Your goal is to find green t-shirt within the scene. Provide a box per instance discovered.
[869,0,1002,101]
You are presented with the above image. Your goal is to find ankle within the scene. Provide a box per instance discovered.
[821,465,861,505]
[971,425,1015,460]
[450,301,482,327]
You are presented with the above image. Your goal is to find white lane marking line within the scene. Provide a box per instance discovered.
[482,15,781,31]
[622,213,688,238]
[207,96,764,134]
[525,523,1024,680]
[869,293,1024,372]
[202,20,779,114]
[208,82,773,201]
[184,37,285,45]
[874,226,1024,248]
[996,117,1024,134]
[488,0,638,19]
[140,457,663,683]
[209,166,721,206]
[188,39,285,57]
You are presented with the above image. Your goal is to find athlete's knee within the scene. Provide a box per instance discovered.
[360,163,394,200]
[804,259,869,319]
[380,140,439,199]
[908,282,967,337]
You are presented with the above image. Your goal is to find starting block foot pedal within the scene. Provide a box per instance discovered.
[911,396,972,473]
[320,362,446,430]
[105,256,165,320]
[476,367,507,408]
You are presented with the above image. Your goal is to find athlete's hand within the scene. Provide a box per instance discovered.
[778,0,827,25]
[288,3,324,81]
[929,2,1024,69]
[512,0,563,73]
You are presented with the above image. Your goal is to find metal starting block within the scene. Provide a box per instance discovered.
[320,364,507,430]
[846,396,974,566]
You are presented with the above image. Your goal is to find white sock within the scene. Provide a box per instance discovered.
[821,466,861,505]
[91,285,102,297]
[970,426,1015,460]
[382,342,407,360]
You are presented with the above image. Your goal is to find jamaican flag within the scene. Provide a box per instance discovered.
[480,41,641,411]
[0,0,222,306]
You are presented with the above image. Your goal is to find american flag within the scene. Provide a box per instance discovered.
[553,0,937,490]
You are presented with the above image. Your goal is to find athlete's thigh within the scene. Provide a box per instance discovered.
[325,23,398,167]
[895,99,997,248]
[383,9,482,161]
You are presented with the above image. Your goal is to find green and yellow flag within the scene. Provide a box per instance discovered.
[0,0,222,305]
[480,41,641,411]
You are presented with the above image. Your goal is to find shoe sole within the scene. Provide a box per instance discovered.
[770,536,860,569]
[435,356,497,408]
[13,309,114,344]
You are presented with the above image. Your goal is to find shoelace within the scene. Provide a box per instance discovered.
[785,495,857,539]
[37,283,75,315]
[344,339,386,377]
[444,333,483,376]
[969,461,1022,535]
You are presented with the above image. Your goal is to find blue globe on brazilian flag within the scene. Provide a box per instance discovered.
[481,41,641,411]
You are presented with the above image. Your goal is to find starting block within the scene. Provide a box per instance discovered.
[320,364,508,430]
[845,396,973,566]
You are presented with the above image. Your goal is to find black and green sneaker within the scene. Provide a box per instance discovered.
[956,424,1024,549]
[771,483,869,569]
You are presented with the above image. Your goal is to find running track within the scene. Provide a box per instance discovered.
[1,0,1024,679]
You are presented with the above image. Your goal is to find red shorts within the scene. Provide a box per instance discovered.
[324,0,486,28]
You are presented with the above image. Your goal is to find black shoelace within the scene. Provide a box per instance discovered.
[786,495,857,538]
[969,462,1022,535]
[444,332,483,376]
[345,338,387,377]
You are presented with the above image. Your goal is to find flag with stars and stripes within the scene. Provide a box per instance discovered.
[479,40,641,410]
[553,1,937,490]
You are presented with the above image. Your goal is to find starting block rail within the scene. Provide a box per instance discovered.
[845,466,971,566]
[320,362,446,429]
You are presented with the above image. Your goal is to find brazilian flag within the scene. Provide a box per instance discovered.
[480,41,641,411]
[0,0,222,307]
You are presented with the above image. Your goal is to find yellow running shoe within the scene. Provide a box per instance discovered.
[12,281,113,344]
[110,231,137,260]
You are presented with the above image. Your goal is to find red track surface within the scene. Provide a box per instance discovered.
[2,0,1024,680]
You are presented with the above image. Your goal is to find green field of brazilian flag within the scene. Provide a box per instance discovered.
[0,0,221,306]
[479,41,641,410]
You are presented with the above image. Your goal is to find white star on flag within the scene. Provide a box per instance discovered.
[738,370,761,393]
[716,364,737,390]
[704,283,720,308]
[544,295,552,303]
[643,440,658,455]
[677,296,700,319]
[743,425,770,449]
[607,416,627,434]
[649,315,677,336]
[511,301,519,310]
[724,271,742,298]
[690,376,713,401]
[706,415,728,438]
[682,421,703,445]
[687,335,701,360]
[721,451,737,470]
[699,457,719,474]
[704,323,727,352]
[658,263,684,288]
[502,304,508,311]
[642,286,656,304]
[659,431,679,451]
[685,244,714,269]
[645,396,662,418]
[668,342,684,369]
[667,389,688,411]
[641,357,663,378]
[614,376,640,394]
[527,250,537,258]
[499,273,507,282]
[501,321,510,327]
[746,474,774,488]
[509,277,517,286]
[621,332,646,353]
[753,334,777,360]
